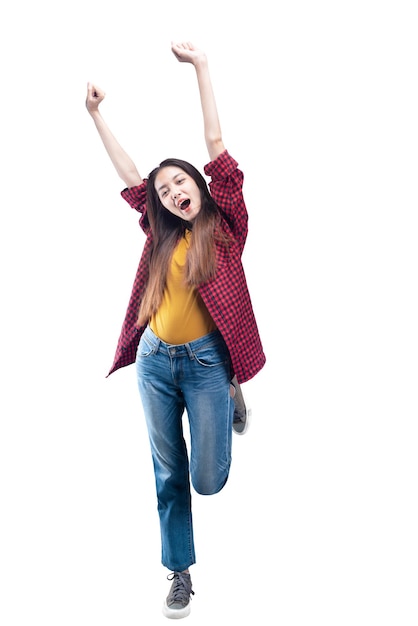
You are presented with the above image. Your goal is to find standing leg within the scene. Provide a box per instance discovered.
[135,331,196,573]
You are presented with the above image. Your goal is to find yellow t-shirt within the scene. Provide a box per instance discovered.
[150,230,217,344]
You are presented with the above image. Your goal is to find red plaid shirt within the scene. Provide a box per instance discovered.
[108,150,266,383]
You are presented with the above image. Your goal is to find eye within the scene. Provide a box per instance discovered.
[161,189,169,198]
[176,177,185,184]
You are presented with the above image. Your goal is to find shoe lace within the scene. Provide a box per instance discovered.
[167,572,195,603]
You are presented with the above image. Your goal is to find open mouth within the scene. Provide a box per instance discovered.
[180,199,190,210]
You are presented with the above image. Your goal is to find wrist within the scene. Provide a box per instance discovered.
[193,53,208,70]
[88,108,102,120]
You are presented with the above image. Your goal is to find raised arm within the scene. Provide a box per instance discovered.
[85,83,143,188]
[171,42,225,161]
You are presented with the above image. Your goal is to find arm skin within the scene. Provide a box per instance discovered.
[85,83,143,188]
[171,41,225,161]
[85,42,223,187]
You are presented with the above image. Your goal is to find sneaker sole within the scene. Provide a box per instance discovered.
[162,601,191,619]
[233,407,252,435]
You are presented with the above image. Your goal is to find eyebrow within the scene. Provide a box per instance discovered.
[157,173,184,193]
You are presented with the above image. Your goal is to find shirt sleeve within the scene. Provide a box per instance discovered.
[204,149,239,180]
[204,150,247,245]
[120,180,148,214]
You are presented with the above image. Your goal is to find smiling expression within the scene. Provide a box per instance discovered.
[155,166,202,222]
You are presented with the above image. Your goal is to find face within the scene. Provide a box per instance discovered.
[155,166,202,222]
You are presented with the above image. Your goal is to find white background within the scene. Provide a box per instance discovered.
[1,1,417,624]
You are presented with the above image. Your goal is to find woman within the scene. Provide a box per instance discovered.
[85,41,265,619]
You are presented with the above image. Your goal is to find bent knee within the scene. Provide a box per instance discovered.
[192,473,229,496]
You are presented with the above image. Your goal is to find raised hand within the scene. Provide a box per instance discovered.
[85,82,106,113]
[171,41,206,66]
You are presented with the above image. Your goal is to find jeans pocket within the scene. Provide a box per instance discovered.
[137,334,155,358]
[193,340,229,369]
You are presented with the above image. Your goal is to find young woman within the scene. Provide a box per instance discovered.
[85,41,265,619]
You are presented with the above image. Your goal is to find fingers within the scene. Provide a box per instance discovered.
[86,82,105,111]
[87,82,105,100]
[87,82,102,97]
[171,41,203,65]
[171,40,194,52]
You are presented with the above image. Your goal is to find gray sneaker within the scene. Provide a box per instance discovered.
[162,571,194,619]
[231,376,251,435]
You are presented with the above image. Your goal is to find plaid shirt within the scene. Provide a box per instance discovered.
[108,150,266,383]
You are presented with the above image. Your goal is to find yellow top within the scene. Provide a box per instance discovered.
[150,230,217,344]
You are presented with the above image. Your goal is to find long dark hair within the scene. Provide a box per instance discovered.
[137,158,231,325]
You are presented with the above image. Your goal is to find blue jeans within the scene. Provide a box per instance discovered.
[135,326,234,572]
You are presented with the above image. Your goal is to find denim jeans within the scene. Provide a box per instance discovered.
[135,326,234,572]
